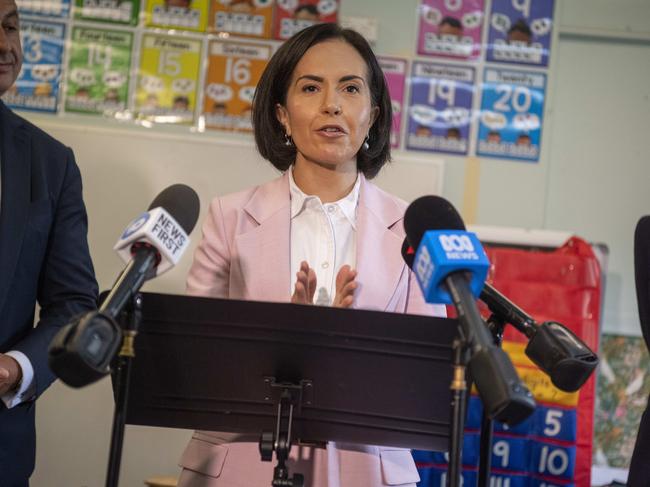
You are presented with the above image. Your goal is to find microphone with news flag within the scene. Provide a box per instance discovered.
[403,195,535,425]
[48,184,200,387]
[402,239,598,393]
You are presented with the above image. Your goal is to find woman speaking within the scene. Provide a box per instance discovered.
[178,22,446,487]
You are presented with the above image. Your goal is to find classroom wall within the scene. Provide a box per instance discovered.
[22,0,650,485]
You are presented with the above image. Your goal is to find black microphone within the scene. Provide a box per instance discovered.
[48,184,200,387]
[404,196,535,425]
[401,202,598,393]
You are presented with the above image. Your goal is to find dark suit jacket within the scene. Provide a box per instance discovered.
[629,216,650,487]
[0,101,98,484]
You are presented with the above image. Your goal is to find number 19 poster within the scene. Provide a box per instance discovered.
[202,39,272,132]
[406,62,474,156]
[135,34,202,124]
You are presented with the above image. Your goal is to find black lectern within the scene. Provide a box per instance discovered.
[113,292,458,484]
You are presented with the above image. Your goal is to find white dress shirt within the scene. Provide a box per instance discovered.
[1,351,34,408]
[289,169,361,306]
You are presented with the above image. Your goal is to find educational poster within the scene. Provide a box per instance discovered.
[202,39,272,132]
[3,20,65,113]
[378,56,407,149]
[65,27,133,115]
[417,0,485,60]
[486,0,555,67]
[406,62,474,155]
[594,334,650,469]
[209,0,274,38]
[16,0,71,18]
[477,68,546,162]
[273,0,339,41]
[145,0,209,32]
[135,34,202,124]
[73,0,140,25]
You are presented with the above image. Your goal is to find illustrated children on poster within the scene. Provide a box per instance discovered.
[209,0,274,38]
[74,0,140,25]
[477,68,546,162]
[378,57,407,149]
[145,0,209,32]
[16,0,71,18]
[406,62,474,155]
[135,34,202,124]
[2,20,65,113]
[486,0,555,66]
[202,39,272,132]
[65,27,133,115]
[273,0,338,41]
[417,0,485,60]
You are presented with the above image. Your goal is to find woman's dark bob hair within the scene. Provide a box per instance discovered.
[252,23,392,179]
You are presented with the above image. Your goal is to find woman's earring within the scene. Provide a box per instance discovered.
[362,135,370,151]
[284,133,293,147]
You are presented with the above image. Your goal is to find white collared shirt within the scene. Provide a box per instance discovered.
[289,169,361,306]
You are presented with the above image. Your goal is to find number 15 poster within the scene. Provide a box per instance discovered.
[135,34,202,124]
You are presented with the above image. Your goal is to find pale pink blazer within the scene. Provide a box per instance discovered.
[178,172,445,487]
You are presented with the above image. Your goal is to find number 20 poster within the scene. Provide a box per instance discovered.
[477,68,546,162]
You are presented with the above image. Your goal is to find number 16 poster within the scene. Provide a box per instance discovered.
[202,39,272,132]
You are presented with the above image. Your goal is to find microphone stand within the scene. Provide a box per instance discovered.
[476,313,506,487]
[105,293,143,487]
[448,339,471,487]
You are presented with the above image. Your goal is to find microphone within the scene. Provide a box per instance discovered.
[479,284,598,392]
[401,201,598,393]
[48,184,200,387]
[404,196,535,425]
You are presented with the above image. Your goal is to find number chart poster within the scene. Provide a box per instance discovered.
[486,0,555,67]
[417,0,485,60]
[135,34,202,124]
[209,0,274,38]
[273,0,339,41]
[378,56,407,149]
[203,39,272,132]
[416,390,579,486]
[17,0,71,18]
[145,0,209,32]
[406,62,474,156]
[3,20,65,113]
[66,27,133,115]
[74,0,140,25]
[477,68,546,162]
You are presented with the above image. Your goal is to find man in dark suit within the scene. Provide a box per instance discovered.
[629,216,650,487]
[0,0,98,484]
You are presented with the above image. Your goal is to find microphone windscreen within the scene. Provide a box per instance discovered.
[148,184,200,235]
[404,195,466,248]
